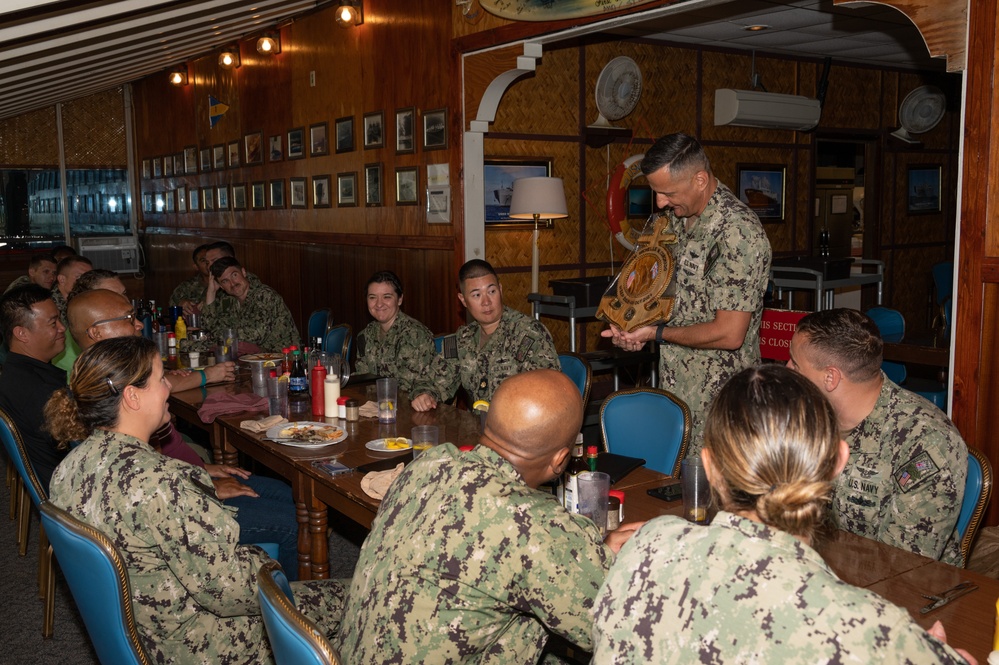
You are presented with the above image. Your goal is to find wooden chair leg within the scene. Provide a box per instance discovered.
[38,524,48,598]
[42,543,54,638]
[9,471,19,521]
[17,484,30,557]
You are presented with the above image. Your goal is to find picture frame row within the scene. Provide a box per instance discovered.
[142,165,422,213]
[141,108,447,179]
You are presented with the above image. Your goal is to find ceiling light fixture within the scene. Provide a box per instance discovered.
[218,46,241,69]
[256,32,281,55]
[168,65,188,86]
[335,0,363,28]
[743,24,770,32]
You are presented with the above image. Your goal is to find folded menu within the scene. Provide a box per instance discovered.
[598,452,646,485]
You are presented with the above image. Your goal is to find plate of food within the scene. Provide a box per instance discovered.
[265,422,347,447]
[365,437,413,452]
[240,352,284,364]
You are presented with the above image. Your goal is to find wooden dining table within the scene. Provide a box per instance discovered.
[169,377,998,663]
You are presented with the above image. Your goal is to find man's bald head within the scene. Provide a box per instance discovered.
[68,289,138,349]
[482,369,583,488]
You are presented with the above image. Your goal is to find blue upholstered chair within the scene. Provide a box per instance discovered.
[866,307,948,409]
[558,353,592,407]
[0,407,54,636]
[307,309,333,343]
[257,561,342,665]
[600,388,691,477]
[39,502,152,664]
[433,333,456,356]
[323,324,352,364]
[956,448,992,568]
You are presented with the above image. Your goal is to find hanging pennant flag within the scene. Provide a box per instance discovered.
[209,95,230,128]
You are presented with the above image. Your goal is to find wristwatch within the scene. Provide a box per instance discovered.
[655,322,667,344]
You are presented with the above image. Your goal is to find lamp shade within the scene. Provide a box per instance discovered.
[508,177,568,220]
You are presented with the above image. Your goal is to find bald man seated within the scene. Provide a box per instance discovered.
[338,369,643,663]
[67,288,235,390]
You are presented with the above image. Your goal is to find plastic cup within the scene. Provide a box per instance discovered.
[577,471,611,537]
[187,313,201,329]
[250,363,269,397]
[681,456,710,524]
[220,328,239,362]
[411,425,439,456]
[267,376,289,419]
[376,378,398,423]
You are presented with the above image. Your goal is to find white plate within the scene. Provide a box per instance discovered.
[265,421,347,446]
[240,353,284,364]
[365,437,413,452]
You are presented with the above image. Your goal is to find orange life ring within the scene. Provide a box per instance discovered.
[606,153,645,251]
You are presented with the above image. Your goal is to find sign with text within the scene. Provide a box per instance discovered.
[759,309,808,362]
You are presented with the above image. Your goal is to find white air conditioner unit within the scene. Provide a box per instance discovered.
[714,89,821,131]
[76,236,141,273]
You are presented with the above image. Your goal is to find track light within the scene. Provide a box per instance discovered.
[256,33,281,55]
[168,65,188,86]
[218,46,241,69]
[335,1,363,28]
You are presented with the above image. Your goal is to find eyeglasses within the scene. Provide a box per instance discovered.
[90,311,136,328]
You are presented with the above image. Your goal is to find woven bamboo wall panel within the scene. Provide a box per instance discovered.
[819,67,882,129]
[61,87,126,167]
[582,142,653,265]
[0,106,58,167]
[464,44,531,123]
[491,46,579,135]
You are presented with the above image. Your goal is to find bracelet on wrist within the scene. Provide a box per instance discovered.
[199,369,207,387]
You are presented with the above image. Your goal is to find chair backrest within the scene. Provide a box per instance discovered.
[558,353,591,407]
[257,561,341,665]
[866,306,905,343]
[323,324,352,362]
[932,262,954,306]
[881,361,907,385]
[39,502,152,665]
[600,388,691,477]
[307,309,332,342]
[0,407,47,507]
[957,448,992,566]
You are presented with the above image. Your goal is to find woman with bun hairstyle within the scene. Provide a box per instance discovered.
[591,364,974,664]
[45,336,344,664]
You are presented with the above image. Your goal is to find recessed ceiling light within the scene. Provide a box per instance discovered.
[744,24,770,32]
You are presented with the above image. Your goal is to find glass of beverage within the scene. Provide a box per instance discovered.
[681,456,710,524]
[411,425,439,457]
[577,471,611,537]
[376,378,398,423]
[266,376,289,419]
[220,328,239,362]
[249,362,269,397]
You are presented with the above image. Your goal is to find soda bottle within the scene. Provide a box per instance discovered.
[289,349,309,398]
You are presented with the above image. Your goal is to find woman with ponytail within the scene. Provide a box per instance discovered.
[45,336,344,664]
[591,364,974,664]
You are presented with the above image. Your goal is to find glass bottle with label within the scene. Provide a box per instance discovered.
[562,434,587,513]
[288,349,309,398]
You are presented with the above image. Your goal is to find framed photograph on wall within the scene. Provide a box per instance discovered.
[287,127,305,159]
[395,166,418,205]
[189,187,199,212]
[309,122,329,157]
[335,116,354,153]
[736,163,786,222]
[227,141,240,168]
[423,108,447,150]
[212,144,225,170]
[395,107,415,154]
[290,177,308,209]
[907,165,942,213]
[174,154,184,175]
[200,147,212,172]
[268,134,283,162]
[269,179,285,209]
[202,186,214,211]
[483,156,552,227]
[141,159,151,179]
[164,190,174,212]
[337,172,357,207]
[184,146,198,174]
[232,183,247,211]
[244,131,263,165]
[251,181,266,210]
[163,156,173,177]
[364,163,382,206]
[176,185,187,213]
[313,174,332,208]
[217,185,230,210]
[363,111,384,149]
[152,157,162,178]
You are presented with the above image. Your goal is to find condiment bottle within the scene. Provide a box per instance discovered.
[337,396,348,419]
[562,434,586,513]
[324,375,341,417]
[289,349,309,397]
[345,398,360,422]
[166,332,177,366]
[586,445,599,472]
[311,364,327,417]
[608,490,625,531]
[174,315,187,342]
[281,347,291,375]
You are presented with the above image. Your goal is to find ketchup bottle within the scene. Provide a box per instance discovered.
[311,364,327,417]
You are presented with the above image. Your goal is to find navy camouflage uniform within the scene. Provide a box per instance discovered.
[593,512,967,664]
[412,306,559,405]
[169,274,206,307]
[654,182,771,455]
[835,375,968,565]
[49,430,345,665]
[354,311,436,392]
[338,443,613,664]
[50,286,68,324]
[202,279,300,352]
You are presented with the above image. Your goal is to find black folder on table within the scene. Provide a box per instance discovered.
[597,452,646,485]
[355,451,414,473]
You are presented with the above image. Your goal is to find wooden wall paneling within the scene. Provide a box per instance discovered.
[489,46,579,135]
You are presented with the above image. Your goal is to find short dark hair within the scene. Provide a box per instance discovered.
[641,132,711,178]
[51,245,77,261]
[210,255,242,281]
[67,269,121,302]
[458,259,498,290]
[795,308,883,382]
[193,243,210,263]
[366,271,403,297]
[205,241,236,259]
[28,254,57,269]
[55,255,93,275]
[0,284,53,341]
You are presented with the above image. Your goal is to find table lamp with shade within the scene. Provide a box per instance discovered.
[508,177,568,293]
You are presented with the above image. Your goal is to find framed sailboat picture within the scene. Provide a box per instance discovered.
[483,157,552,228]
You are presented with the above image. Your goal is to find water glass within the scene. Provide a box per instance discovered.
[577,471,611,537]
[250,363,269,397]
[267,376,289,419]
[411,425,439,456]
[681,456,710,524]
[220,328,239,362]
[376,378,398,423]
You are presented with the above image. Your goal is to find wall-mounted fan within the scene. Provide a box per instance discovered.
[891,85,946,144]
[591,56,643,127]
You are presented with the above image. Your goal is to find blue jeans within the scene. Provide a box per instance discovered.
[224,475,300,581]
